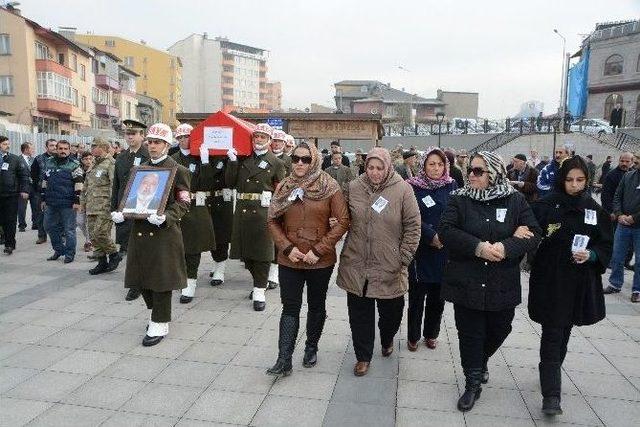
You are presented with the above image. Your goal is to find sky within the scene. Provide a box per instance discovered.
[18,0,640,118]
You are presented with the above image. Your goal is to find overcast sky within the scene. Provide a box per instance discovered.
[19,0,640,117]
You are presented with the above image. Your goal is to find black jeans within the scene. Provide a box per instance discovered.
[141,289,172,322]
[17,189,37,229]
[539,324,572,397]
[407,280,445,342]
[347,285,405,362]
[279,264,333,317]
[0,195,19,249]
[453,304,515,377]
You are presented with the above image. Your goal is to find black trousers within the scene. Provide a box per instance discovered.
[347,285,405,362]
[453,304,515,377]
[211,242,229,262]
[244,259,270,288]
[115,219,133,251]
[0,195,19,249]
[279,265,333,316]
[407,280,445,342]
[185,253,201,279]
[539,324,572,397]
[141,289,172,322]
[17,189,38,229]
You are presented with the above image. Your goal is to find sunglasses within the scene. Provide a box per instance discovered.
[467,166,489,177]
[291,155,312,164]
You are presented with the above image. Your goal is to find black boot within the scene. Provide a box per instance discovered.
[266,315,299,377]
[303,311,326,368]
[481,360,489,384]
[89,256,109,275]
[542,396,563,415]
[107,252,122,272]
[457,370,483,412]
[125,288,141,301]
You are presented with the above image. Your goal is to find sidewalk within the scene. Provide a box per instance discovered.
[1,230,639,426]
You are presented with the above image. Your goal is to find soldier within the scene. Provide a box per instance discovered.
[111,123,191,346]
[171,123,216,303]
[81,137,120,275]
[226,123,286,311]
[112,119,150,301]
[208,154,234,287]
[283,134,296,156]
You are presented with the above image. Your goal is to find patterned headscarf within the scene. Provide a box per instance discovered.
[360,147,395,191]
[453,151,516,201]
[268,143,340,219]
[406,147,454,190]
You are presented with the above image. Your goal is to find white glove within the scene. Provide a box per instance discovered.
[147,214,166,227]
[110,211,125,224]
[227,147,237,162]
[199,145,210,164]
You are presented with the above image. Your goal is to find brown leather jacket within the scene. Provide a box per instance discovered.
[267,191,349,269]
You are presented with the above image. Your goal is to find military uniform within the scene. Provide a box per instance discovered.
[171,149,216,302]
[325,164,355,189]
[112,120,149,254]
[81,144,118,274]
[209,156,234,285]
[226,147,286,307]
[275,152,292,176]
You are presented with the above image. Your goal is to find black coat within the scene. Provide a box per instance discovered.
[438,191,542,311]
[610,108,623,127]
[450,165,465,189]
[0,152,30,196]
[601,166,626,214]
[528,192,612,327]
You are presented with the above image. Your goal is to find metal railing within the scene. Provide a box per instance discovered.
[469,131,522,154]
[599,131,640,153]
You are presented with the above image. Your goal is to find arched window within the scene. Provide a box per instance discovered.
[604,94,623,120]
[604,54,624,76]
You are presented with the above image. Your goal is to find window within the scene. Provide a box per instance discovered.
[35,42,49,60]
[105,40,115,47]
[0,76,13,95]
[80,64,86,81]
[0,34,10,54]
[604,54,624,76]
[58,53,64,66]
[92,87,108,104]
[124,56,134,67]
[72,88,79,107]
[37,72,72,102]
[604,93,623,120]
[72,54,77,72]
[34,117,59,133]
[81,95,87,112]
[126,101,132,119]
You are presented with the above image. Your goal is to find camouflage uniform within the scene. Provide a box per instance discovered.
[81,155,117,257]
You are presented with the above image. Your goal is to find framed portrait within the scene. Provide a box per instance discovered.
[119,166,177,218]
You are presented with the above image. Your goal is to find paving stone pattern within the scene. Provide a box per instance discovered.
[0,231,639,426]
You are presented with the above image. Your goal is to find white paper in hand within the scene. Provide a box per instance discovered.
[571,234,590,253]
[371,196,389,213]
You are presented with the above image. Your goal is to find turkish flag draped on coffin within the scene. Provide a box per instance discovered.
[188,110,256,156]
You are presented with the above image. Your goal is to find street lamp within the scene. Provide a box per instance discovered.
[553,29,567,126]
[436,112,445,148]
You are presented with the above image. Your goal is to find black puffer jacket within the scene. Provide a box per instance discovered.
[438,191,542,311]
[0,152,30,196]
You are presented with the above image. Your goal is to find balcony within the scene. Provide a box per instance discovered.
[222,93,234,101]
[95,103,120,117]
[35,59,72,78]
[37,98,72,116]
[222,81,234,89]
[222,58,235,66]
[96,74,121,91]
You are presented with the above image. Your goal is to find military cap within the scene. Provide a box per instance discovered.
[92,137,111,148]
[122,119,147,131]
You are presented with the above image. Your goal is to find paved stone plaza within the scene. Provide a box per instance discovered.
[1,231,639,427]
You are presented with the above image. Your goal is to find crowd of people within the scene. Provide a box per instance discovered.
[0,123,637,418]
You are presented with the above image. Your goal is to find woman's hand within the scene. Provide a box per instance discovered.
[513,225,534,239]
[288,247,305,263]
[303,250,320,265]
[477,241,504,262]
[572,249,590,264]
[430,234,444,249]
[328,217,338,228]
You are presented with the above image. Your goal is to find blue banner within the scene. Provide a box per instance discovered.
[567,47,589,118]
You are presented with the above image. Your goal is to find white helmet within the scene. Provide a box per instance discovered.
[146,123,173,144]
[175,123,193,138]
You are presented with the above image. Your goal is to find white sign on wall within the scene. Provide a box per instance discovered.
[203,126,233,150]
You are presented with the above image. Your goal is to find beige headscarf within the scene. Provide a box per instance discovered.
[360,147,396,191]
[268,142,340,219]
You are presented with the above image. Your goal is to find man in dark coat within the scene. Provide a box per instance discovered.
[225,123,286,311]
[111,119,149,278]
[31,138,57,244]
[601,152,633,216]
[610,104,623,133]
[171,123,216,304]
[444,150,465,188]
[208,155,234,286]
[507,154,539,202]
[0,136,30,254]
[321,140,350,170]
[112,123,191,347]
[599,156,612,186]
[395,151,418,180]
[17,142,37,232]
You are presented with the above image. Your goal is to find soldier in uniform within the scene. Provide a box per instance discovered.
[171,123,216,303]
[111,123,191,346]
[81,137,120,275]
[226,123,286,311]
[208,155,234,286]
[112,119,149,301]
[283,134,296,156]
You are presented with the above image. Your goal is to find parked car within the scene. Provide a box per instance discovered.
[570,119,613,137]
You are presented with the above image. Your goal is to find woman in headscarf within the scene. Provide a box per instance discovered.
[406,148,458,352]
[266,142,349,377]
[337,147,421,377]
[438,151,541,412]
[529,156,612,416]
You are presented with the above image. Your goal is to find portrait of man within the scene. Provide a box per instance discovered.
[122,170,171,215]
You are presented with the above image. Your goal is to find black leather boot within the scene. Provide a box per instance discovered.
[125,288,141,301]
[266,315,299,377]
[303,311,326,368]
[89,256,109,275]
[107,251,122,272]
[539,361,563,414]
[542,396,563,415]
[457,370,483,412]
